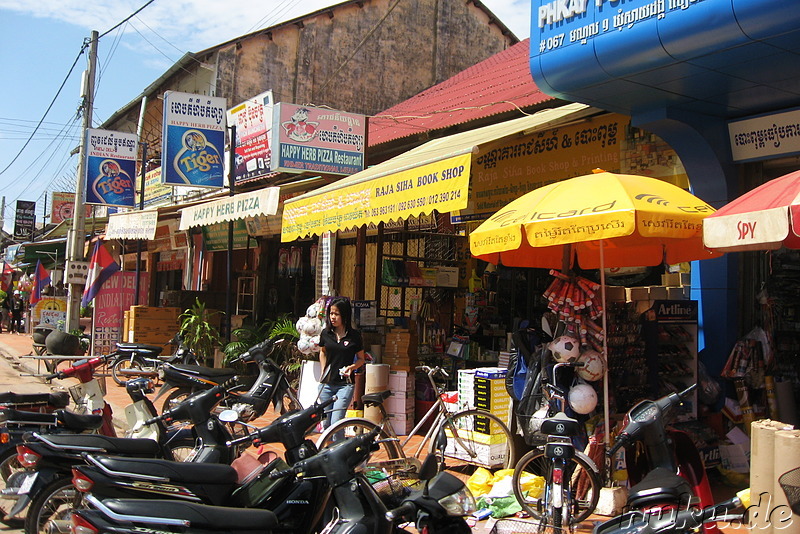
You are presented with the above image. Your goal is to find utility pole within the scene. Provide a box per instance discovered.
[65,30,98,332]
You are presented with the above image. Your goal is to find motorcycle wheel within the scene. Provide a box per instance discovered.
[0,447,25,527]
[317,419,407,474]
[511,449,600,524]
[161,387,193,413]
[24,475,80,534]
[111,356,144,386]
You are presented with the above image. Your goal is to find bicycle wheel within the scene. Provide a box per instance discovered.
[316,418,410,473]
[111,357,143,386]
[512,449,600,524]
[435,410,515,476]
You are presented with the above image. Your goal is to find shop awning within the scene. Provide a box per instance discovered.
[106,210,160,240]
[281,103,594,241]
[179,187,280,231]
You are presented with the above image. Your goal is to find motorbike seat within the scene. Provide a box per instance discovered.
[169,364,238,379]
[0,408,58,426]
[0,391,70,408]
[627,467,694,508]
[100,498,279,530]
[55,409,105,431]
[116,343,164,356]
[362,390,392,407]
[92,455,239,485]
[540,412,581,437]
[29,433,161,456]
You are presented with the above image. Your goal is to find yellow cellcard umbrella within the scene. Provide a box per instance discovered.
[469,170,720,445]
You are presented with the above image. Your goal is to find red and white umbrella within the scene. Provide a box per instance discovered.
[703,169,800,252]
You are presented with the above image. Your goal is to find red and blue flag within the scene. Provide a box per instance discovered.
[81,241,119,307]
[30,260,51,305]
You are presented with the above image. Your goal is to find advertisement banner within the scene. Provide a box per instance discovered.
[271,103,365,175]
[162,91,227,188]
[227,91,273,182]
[85,129,137,207]
[456,113,689,223]
[30,297,67,327]
[92,271,146,354]
[14,200,35,241]
[51,192,93,224]
[139,167,172,207]
[202,220,250,251]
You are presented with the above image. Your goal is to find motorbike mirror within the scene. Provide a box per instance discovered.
[218,409,240,423]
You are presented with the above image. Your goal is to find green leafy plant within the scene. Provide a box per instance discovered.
[179,299,221,364]
[224,314,303,384]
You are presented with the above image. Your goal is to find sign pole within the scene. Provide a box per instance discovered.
[225,125,236,344]
[66,30,98,333]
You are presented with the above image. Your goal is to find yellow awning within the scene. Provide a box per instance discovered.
[281,103,594,241]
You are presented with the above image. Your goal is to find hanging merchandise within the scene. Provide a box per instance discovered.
[568,382,598,415]
[296,298,326,355]
[288,246,302,278]
[542,270,605,353]
[278,248,289,278]
[309,244,318,277]
[576,349,605,382]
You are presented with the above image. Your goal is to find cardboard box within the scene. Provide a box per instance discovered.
[627,286,650,301]
[443,439,509,468]
[662,272,691,286]
[667,286,688,300]
[604,285,627,302]
[436,266,459,288]
[648,285,669,300]
[474,367,506,379]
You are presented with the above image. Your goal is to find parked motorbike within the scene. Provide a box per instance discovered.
[71,425,476,534]
[109,335,199,387]
[593,488,751,534]
[12,378,241,534]
[607,384,718,534]
[155,338,300,416]
[54,397,336,534]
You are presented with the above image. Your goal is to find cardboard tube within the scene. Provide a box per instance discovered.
[773,430,800,529]
[365,363,390,394]
[750,420,794,533]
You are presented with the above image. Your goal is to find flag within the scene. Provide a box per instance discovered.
[29,260,51,305]
[81,241,120,308]
[0,262,13,293]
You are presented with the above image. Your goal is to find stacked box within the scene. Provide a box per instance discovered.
[127,306,181,345]
[474,374,511,434]
[383,329,418,372]
[456,369,476,410]
[387,370,414,435]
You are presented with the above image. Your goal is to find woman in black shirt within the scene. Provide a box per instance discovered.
[318,297,365,429]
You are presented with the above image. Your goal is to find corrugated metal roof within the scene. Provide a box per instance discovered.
[369,39,553,146]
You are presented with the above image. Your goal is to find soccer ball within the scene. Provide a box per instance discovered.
[549,335,581,363]
[576,350,606,382]
[568,384,598,414]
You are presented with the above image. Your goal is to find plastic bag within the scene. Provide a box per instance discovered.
[476,495,521,518]
[466,467,494,497]
[516,472,545,499]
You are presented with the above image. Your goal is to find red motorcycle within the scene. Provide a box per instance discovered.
[608,384,719,534]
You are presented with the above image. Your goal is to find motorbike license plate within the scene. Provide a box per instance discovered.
[18,472,38,495]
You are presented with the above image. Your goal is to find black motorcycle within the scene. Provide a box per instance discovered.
[109,335,199,387]
[13,378,241,534]
[155,338,299,415]
[71,426,477,534]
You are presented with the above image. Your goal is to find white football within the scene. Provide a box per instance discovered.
[549,335,581,363]
[568,383,598,415]
[576,350,606,382]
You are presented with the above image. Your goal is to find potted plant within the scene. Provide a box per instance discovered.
[179,299,221,366]
[224,314,302,385]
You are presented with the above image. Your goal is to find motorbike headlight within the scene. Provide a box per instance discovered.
[437,486,477,517]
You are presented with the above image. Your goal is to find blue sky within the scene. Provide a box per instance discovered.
[0,0,531,235]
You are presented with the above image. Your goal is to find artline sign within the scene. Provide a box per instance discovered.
[162,91,227,188]
[85,129,137,207]
[271,103,365,175]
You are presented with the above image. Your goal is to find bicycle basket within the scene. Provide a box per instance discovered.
[779,466,800,515]
[368,471,423,509]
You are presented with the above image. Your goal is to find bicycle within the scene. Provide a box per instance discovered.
[511,361,601,532]
[315,365,515,477]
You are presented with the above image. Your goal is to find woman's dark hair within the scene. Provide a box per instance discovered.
[326,297,353,332]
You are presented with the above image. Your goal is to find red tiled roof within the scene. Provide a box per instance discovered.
[368,39,553,147]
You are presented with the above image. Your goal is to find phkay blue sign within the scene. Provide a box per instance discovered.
[85,129,137,207]
[162,91,227,188]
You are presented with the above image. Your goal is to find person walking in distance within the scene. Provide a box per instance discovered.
[317,297,365,431]
[9,291,24,334]
[0,291,9,333]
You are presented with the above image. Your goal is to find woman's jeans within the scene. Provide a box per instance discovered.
[317,382,354,431]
